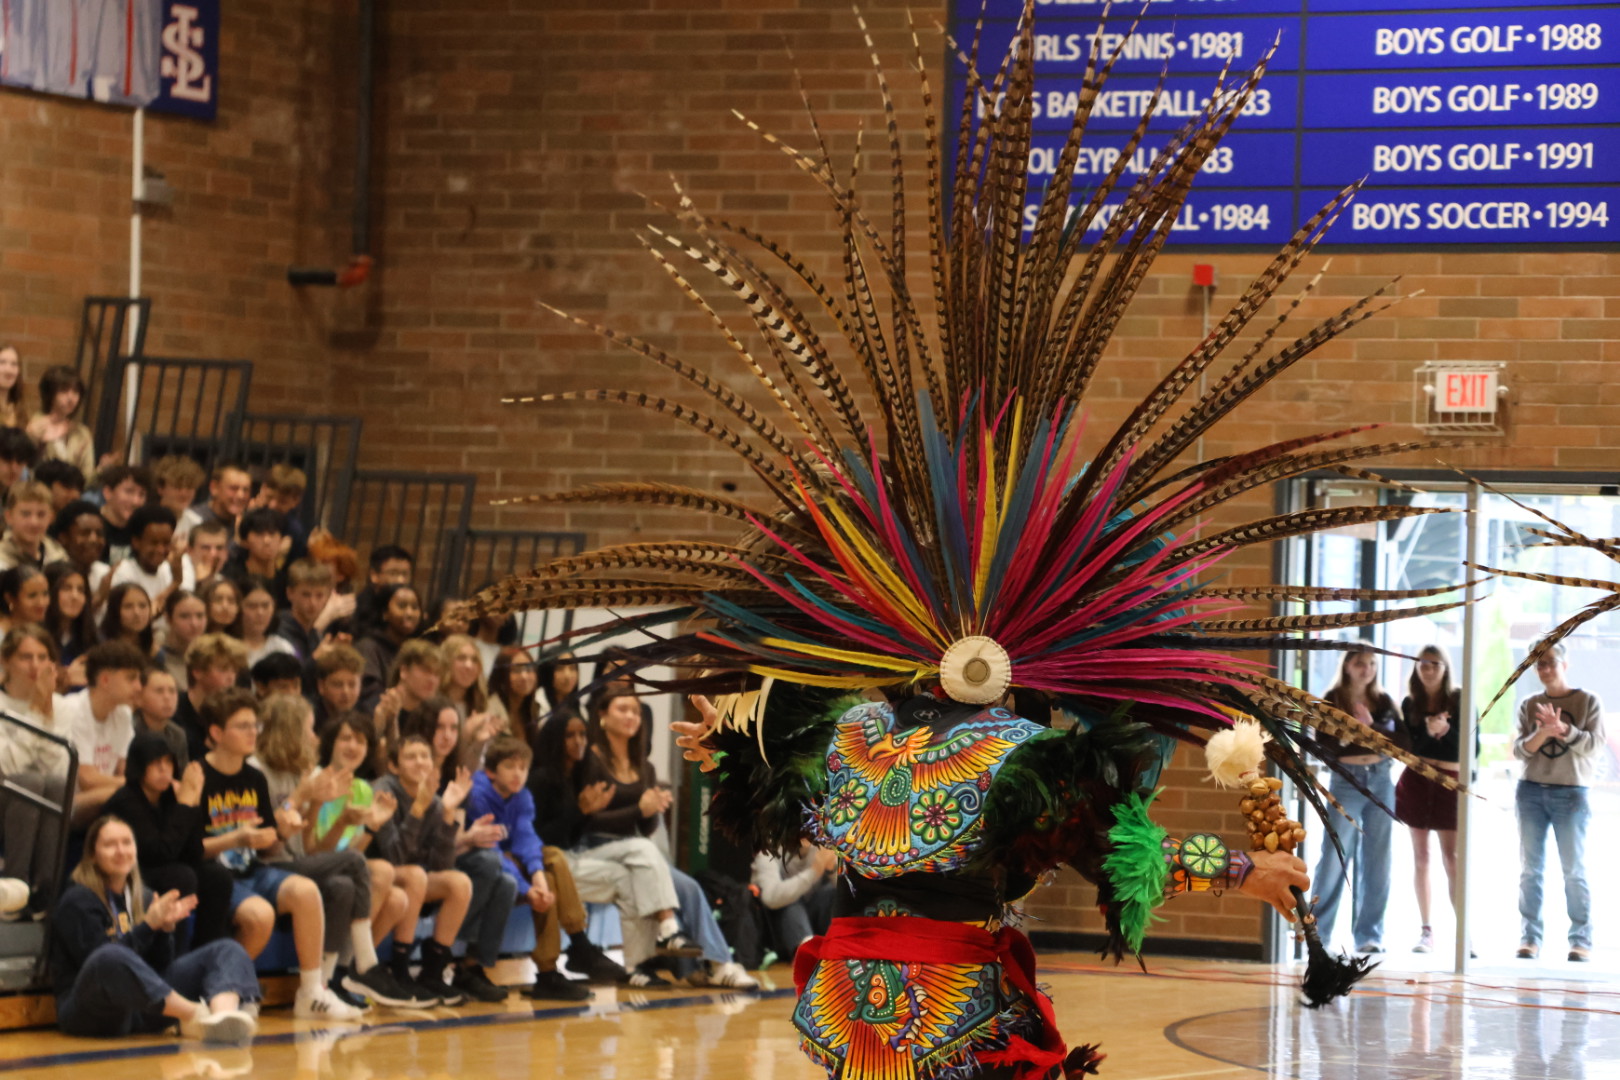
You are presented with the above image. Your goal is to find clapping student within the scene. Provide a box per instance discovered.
[372,735,478,1005]
[50,816,259,1042]
[103,734,234,947]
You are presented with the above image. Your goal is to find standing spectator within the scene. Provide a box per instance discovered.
[0,481,67,571]
[49,816,259,1042]
[175,634,249,762]
[188,464,252,544]
[109,505,191,611]
[0,564,51,636]
[59,640,146,825]
[200,576,241,638]
[102,733,232,946]
[1310,648,1400,955]
[26,366,98,483]
[51,499,110,602]
[97,465,151,567]
[0,429,36,490]
[1397,645,1471,955]
[356,584,423,712]
[238,576,296,669]
[33,460,85,513]
[44,561,96,683]
[186,520,231,589]
[152,456,206,541]
[223,509,287,605]
[99,582,156,658]
[0,345,23,429]
[353,546,413,633]
[1514,641,1604,963]
[156,591,208,690]
[134,665,189,770]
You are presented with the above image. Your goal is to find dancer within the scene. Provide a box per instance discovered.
[457,3,1462,1074]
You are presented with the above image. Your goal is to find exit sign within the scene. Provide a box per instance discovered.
[1438,370,1498,414]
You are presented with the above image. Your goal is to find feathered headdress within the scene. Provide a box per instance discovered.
[466,2,1466,802]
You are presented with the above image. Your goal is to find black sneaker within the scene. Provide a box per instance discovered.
[327,969,373,1013]
[527,970,592,1002]
[343,965,440,1009]
[452,965,509,1003]
[656,931,704,958]
[567,940,628,984]
[418,975,465,1007]
[624,966,678,989]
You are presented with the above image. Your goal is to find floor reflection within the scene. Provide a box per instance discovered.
[1168,982,1620,1079]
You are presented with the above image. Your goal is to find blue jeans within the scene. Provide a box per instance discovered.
[455,847,518,968]
[57,939,260,1038]
[664,867,731,973]
[1311,760,1395,951]
[1516,780,1592,949]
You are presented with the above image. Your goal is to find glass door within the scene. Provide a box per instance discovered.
[1275,476,1619,975]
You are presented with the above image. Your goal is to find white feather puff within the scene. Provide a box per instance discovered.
[1203,719,1271,788]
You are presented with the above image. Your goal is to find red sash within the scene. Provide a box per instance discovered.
[793,915,1068,1079]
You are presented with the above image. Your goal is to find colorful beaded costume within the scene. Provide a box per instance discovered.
[466,3,1468,1075]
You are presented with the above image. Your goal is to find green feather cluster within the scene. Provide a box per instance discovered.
[1102,791,1170,955]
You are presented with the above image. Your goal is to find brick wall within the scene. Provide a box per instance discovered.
[355,0,1618,947]
[6,0,1617,950]
[0,0,355,413]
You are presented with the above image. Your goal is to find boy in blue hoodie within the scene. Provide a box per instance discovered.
[469,736,622,999]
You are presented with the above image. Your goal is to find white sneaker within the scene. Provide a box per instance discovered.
[179,1003,258,1044]
[698,961,758,990]
[295,985,363,1021]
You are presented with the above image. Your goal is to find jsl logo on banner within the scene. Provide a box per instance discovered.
[155,1,219,120]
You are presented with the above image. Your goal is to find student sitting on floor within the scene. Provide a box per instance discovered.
[468,735,625,1000]
[50,815,260,1043]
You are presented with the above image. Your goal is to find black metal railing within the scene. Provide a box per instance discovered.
[234,413,364,533]
[456,529,589,642]
[73,296,151,456]
[116,357,253,470]
[337,469,477,612]
[0,711,78,990]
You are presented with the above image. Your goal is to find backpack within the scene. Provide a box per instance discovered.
[694,870,769,970]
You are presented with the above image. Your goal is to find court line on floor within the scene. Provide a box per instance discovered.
[0,986,799,1073]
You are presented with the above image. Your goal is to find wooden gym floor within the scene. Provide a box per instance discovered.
[0,956,1614,1079]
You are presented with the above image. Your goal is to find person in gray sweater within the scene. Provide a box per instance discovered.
[1513,641,1606,962]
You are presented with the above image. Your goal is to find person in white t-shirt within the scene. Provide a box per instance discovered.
[58,640,145,825]
[108,505,193,614]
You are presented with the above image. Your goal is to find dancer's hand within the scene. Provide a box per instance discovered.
[1239,850,1310,921]
[673,695,721,772]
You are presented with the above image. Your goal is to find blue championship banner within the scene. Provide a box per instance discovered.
[949,0,1618,247]
[0,0,217,120]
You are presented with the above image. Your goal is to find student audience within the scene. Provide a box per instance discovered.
[0,442,824,1031]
